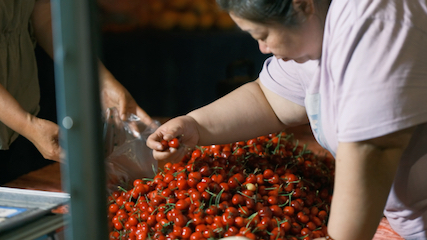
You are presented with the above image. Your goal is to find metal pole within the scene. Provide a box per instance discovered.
[50,0,108,239]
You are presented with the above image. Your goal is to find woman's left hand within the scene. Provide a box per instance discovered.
[99,63,153,125]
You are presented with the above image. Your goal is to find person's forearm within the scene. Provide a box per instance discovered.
[187,80,289,146]
[328,128,414,239]
[0,84,61,160]
[31,0,114,82]
[0,84,33,138]
[98,61,119,89]
[31,0,54,58]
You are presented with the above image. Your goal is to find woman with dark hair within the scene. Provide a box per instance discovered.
[147,0,427,239]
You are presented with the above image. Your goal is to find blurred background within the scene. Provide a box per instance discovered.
[37,0,269,121]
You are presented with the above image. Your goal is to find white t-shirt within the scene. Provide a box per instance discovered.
[259,0,427,238]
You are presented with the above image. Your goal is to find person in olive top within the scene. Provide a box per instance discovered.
[0,0,152,184]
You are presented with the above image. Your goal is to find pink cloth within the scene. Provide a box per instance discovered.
[374,218,404,240]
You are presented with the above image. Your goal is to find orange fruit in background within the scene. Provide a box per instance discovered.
[191,0,210,14]
[98,0,134,13]
[215,11,235,29]
[99,0,238,31]
[135,5,151,27]
[137,14,150,28]
[168,0,190,10]
[177,11,198,30]
[199,13,215,29]
[153,10,179,30]
[149,0,164,13]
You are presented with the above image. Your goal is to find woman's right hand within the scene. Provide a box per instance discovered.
[0,83,61,161]
[146,116,200,163]
[25,116,61,162]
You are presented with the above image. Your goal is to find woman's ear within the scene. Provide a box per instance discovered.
[292,0,315,16]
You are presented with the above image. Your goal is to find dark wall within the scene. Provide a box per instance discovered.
[36,46,57,123]
[100,29,269,117]
[37,29,269,118]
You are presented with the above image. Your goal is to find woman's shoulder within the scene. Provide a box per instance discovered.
[328,0,427,30]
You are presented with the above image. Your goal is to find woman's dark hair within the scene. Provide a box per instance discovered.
[216,0,298,26]
[217,0,334,27]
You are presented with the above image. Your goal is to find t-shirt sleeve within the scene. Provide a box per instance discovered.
[332,17,427,142]
[259,56,307,106]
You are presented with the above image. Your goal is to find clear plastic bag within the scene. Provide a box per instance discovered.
[104,107,159,192]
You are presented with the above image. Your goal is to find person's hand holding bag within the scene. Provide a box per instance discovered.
[98,63,153,126]
[104,107,159,192]
[147,115,200,163]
